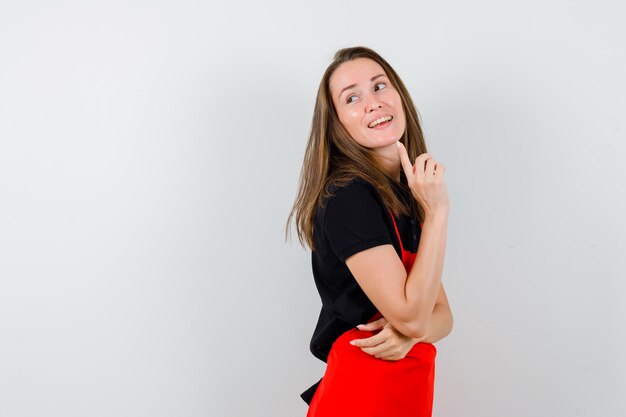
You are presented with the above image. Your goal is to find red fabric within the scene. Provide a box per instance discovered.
[306,211,436,417]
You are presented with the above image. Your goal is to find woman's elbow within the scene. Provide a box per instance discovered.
[397,318,427,339]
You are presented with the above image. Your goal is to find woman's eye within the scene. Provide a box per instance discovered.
[346,83,386,103]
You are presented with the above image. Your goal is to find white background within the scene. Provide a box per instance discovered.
[1,1,624,416]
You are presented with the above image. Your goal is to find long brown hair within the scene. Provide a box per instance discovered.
[285,46,429,251]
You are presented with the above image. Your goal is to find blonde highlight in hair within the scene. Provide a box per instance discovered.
[285,46,428,251]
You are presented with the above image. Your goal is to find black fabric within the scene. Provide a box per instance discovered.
[301,173,421,405]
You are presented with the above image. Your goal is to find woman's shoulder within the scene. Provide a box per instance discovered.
[325,177,379,201]
[319,177,387,222]
[315,177,393,262]
[317,178,383,217]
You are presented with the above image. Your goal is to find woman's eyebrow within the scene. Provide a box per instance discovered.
[338,73,387,100]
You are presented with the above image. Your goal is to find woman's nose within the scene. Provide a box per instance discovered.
[365,96,382,112]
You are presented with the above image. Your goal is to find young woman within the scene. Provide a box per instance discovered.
[286,46,452,416]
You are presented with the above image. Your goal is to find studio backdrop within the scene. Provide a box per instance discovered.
[0,1,624,416]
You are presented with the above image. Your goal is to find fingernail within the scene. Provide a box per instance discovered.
[349,340,356,345]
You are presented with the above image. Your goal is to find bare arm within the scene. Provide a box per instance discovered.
[345,144,449,339]
[405,211,448,336]
[419,281,453,343]
[349,280,452,360]
[345,210,448,338]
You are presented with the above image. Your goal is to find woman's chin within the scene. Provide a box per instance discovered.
[369,138,401,150]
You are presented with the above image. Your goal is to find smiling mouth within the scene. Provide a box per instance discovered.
[368,115,393,128]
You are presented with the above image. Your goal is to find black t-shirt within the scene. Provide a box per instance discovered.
[300,173,422,405]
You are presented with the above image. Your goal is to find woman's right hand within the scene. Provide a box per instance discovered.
[396,141,449,217]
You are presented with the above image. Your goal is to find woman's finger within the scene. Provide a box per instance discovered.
[396,141,414,182]
[379,354,401,361]
[356,317,386,331]
[413,152,431,181]
[349,331,385,347]
[424,158,436,177]
[360,341,390,356]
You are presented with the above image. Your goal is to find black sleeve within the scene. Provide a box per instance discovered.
[323,181,393,263]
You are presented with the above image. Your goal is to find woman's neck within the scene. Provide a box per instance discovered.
[374,142,401,182]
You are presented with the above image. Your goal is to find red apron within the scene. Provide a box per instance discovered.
[306,211,436,417]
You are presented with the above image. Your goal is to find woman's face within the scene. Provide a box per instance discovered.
[329,57,406,149]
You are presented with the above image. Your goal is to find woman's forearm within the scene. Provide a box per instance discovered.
[417,302,453,344]
[403,210,449,337]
